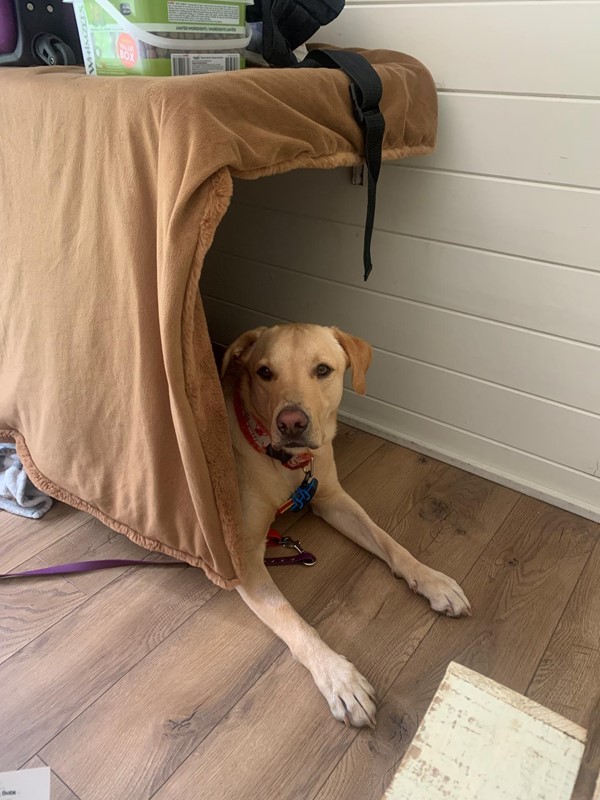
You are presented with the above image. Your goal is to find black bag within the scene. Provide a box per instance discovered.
[0,0,82,66]
[247,0,344,67]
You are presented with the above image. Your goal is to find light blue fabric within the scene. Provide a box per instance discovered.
[0,443,53,519]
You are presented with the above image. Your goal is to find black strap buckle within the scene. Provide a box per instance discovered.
[349,83,379,126]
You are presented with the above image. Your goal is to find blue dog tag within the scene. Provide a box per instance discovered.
[290,476,319,511]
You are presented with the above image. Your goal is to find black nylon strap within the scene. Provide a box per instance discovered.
[298,49,385,280]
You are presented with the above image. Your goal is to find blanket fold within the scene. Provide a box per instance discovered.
[0,50,437,588]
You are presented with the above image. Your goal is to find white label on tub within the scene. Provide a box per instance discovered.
[168,2,240,25]
[170,53,240,74]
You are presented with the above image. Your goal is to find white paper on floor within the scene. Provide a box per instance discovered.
[0,767,50,800]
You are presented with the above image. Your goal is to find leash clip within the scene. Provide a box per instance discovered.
[265,531,317,567]
[280,537,317,566]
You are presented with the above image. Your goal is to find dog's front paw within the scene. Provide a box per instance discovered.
[316,656,377,728]
[408,566,471,617]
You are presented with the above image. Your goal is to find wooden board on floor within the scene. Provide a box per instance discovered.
[528,540,600,728]
[332,422,384,482]
[0,515,171,664]
[384,661,586,800]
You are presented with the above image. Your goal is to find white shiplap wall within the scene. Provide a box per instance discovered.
[202,1,600,521]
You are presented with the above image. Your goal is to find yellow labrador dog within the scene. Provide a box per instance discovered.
[221,323,470,728]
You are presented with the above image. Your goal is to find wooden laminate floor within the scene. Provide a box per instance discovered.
[1,424,599,799]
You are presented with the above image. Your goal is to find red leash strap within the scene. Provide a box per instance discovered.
[267,529,283,546]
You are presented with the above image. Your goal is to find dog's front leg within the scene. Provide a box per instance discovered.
[312,485,471,618]
[237,545,377,727]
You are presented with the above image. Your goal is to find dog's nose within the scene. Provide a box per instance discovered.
[276,406,309,437]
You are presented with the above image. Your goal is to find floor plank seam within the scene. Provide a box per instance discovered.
[35,754,82,800]
[14,580,223,770]
[1,511,91,575]
[1,557,205,668]
[306,486,525,793]
[0,595,88,668]
[525,540,600,712]
[308,729,363,800]
[2,563,152,671]
[308,496,577,799]
[145,555,379,799]
[143,639,335,800]
[524,536,599,701]
[338,440,387,482]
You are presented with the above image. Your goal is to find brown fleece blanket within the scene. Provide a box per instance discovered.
[0,50,436,588]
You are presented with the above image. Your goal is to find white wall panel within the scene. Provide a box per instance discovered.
[233,169,600,270]
[324,3,600,96]
[400,94,600,188]
[211,205,600,345]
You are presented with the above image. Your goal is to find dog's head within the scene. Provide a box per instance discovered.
[221,324,372,451]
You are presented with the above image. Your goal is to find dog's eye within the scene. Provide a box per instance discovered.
[256,366,273,381]
[316,363,333,378]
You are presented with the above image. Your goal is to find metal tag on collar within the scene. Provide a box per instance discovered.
[303,457,314,478]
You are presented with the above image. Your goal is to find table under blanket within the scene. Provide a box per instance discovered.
[0,50,436,587]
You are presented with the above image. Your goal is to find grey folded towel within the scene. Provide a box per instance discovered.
[0,443,53,519]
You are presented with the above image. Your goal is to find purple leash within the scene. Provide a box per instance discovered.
[1,540,317,580]
[264,551,316,566]
[0,559,184,579]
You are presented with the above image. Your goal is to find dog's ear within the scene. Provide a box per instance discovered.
[220,327,267,378]
[332,328,372,395]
